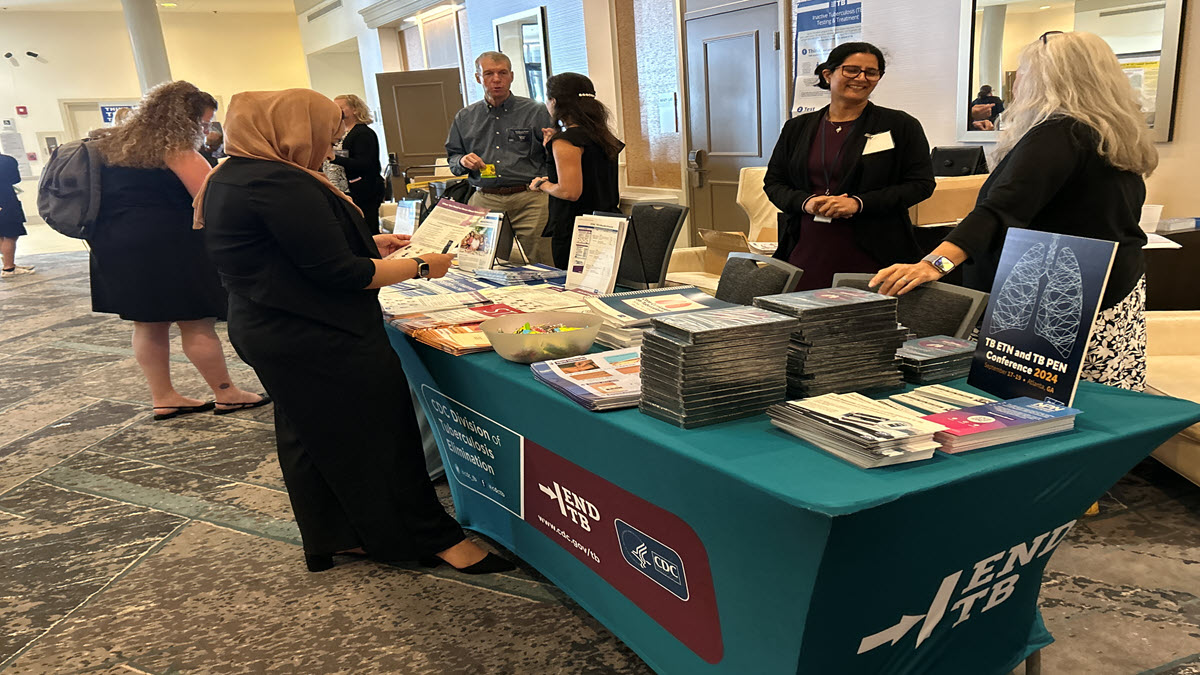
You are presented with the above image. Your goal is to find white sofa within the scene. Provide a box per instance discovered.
[1146,311,1200,486]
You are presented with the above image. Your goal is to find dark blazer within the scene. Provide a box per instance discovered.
[0,154,24,228]
[333,124,382,185]
[765,102,935,266]
[202,157,382,336]
[944,116,1146,310]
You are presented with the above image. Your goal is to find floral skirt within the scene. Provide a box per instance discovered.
[1079,275,1146,392]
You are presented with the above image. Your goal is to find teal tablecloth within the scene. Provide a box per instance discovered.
[387,326,1200,675]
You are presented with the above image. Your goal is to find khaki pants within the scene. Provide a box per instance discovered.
[468,189,553,266]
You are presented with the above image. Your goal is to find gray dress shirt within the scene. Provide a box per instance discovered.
[445,95,553,188]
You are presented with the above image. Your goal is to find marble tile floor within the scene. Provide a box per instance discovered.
[1,250,1198,675]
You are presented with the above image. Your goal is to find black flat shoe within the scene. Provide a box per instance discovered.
[152,401,215,420]
[305,550,369,573]
[214,394,272,416]
[418,552,517,575]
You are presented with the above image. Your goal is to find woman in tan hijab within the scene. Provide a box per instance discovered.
[198,89,514,574]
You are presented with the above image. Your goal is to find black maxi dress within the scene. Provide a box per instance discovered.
[202,157,465,561]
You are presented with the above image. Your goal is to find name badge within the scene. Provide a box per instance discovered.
[863,130,895,155]
[508,128,532,144]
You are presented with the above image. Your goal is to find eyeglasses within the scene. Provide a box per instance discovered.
[837,65,883,81]
[1039,30,1064,44]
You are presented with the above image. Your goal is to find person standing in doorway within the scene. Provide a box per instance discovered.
[332,94,385,237]
[0,152,32,279]
[446,51,555,265]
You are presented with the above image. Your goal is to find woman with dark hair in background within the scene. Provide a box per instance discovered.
[528,72,624,269]
[89,80,266,420]
[333,94,385,236]
[764,41,935,290]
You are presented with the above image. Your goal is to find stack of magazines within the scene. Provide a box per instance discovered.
[897,335,976,384]
[473,263,566,285]
[768,392,947,468]
[754,288,907,398]
[887,384,996,415]
[584,286,736,349]
[638,307,797,428]
[923,397,1080,453]
[406,324,494,356]
[530,348,641,411]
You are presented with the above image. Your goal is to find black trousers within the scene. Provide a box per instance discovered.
[227,294,464,560]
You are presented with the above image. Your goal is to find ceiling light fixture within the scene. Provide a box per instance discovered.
[160,2,177,7]
[1039,4,1051,8]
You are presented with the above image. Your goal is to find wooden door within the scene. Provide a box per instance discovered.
[684,1,781,240]
[376,68,464,193]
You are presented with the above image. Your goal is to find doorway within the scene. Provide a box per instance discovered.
[683,0,781,240]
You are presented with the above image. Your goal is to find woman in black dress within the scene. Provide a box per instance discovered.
[527,73,624,270]
[764,42,935,291]
[333,94,385,236]
[198,88,514,575]
[88,81,267,420]
[0,152,32,279]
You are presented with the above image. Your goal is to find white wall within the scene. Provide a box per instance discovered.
[0,10,308,179]
[307,48,368,101]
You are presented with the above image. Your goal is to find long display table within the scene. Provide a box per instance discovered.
[386,325,1200,675]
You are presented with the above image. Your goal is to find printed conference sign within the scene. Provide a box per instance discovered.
[968,230,1116,406]
[792,0,864,116]
[420,386,722,664]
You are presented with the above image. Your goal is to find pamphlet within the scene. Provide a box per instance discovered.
[584,286,737,328]
[391,199,422,235]
[531,348,642,411]
[923,397,1080,453]
[566,214,629,294]
[387,198,488,259]
[456,212,502,272]
[968,230,1116,406]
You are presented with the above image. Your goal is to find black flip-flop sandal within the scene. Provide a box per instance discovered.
[214,394,273,416]
[153,401,216,421]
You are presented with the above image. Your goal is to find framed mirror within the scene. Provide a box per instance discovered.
[956,0,1186,143]
[493,7,550,102]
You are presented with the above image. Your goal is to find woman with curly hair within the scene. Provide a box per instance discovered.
[332,94,384,236]
[89,80,268,420]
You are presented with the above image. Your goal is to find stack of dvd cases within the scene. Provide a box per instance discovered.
[895,335,976,383]
[638,307,798,428]
[754,288,907,398]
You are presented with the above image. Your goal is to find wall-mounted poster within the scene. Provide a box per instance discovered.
[1118,52,1161,129]
[791,0,863,117]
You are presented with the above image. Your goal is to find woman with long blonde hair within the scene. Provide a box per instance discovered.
[332,94,385,236]
[872,31,1157,390]
[89,80,268,419]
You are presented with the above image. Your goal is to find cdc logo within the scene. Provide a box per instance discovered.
[615,519,689,601]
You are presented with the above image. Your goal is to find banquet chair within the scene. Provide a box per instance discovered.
[615,202,689,289]
[736,167,782,243]
[831,273,989,339]
[665,229,753,294]
[715,253,804,305]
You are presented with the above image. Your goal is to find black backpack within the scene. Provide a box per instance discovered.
[37,139,103,239]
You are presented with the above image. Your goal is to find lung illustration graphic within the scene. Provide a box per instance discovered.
[989,242,1045,334]
[1034,243,1083,358]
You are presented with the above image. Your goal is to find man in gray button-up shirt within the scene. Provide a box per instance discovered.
[446,51,555,265]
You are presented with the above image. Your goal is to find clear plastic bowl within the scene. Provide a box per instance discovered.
[480,311,604,364]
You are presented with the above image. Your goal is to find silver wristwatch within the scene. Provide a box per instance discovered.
[921,254,955,275]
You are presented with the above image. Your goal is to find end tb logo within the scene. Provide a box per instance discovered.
[539,481,600,531]
[616,519,689,601]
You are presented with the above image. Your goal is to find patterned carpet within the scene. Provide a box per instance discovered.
[1,249,1198,674]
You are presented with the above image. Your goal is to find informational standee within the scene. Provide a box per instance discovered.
[969,230,1116,406]
[419,384,723,664]
[792,0,864,116]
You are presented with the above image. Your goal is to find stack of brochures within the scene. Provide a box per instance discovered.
[887,384,997,415]
[638,307,797,428]
[473,263,566,285]
[767,392,947,468]
[406,324,495,356]
[531,348,641,411]
[896,336,976,384]
[584,286,737,349]
[922,397,1080,453]
[754,288,907,398]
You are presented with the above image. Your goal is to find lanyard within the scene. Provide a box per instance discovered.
[819,113,852,196]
